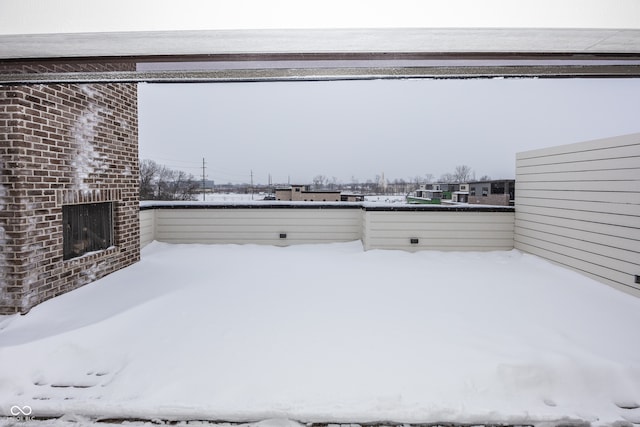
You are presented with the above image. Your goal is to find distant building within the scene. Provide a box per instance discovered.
[340,193,365,202]
[275,185,363,202]
[451,183,469,203]
[431,183,460,193]
[468,179,515,206]
[407,184,443,204]
[427,183,463,201]
[408,182,471,204]
[411,181,514,205]
[200,179,215,190]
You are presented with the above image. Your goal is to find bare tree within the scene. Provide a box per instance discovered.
[439,173,455,183]
[166,170,200,201]
[139,159,159,200]
[328,176,338,190]
[453,165,474,183]
[140,159,198,201]
[312,174,327,190]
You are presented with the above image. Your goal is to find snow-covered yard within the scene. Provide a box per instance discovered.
[194,193,407,204]
[1,241,639,426]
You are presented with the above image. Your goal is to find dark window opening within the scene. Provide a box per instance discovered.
[63,202,114,260]
[491,183,505,194]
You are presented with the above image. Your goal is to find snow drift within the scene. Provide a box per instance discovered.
[0,241,639,426]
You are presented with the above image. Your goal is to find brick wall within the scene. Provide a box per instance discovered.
[0,66,139,314]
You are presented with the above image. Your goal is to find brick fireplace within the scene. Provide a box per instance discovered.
[0,64,139,314]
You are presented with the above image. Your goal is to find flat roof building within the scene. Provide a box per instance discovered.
[275,185,363,202]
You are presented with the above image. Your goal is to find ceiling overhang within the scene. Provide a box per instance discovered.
[1,28,640,59]
[2,26,640,82]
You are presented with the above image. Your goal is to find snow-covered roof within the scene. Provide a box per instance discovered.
[0,241,638,424]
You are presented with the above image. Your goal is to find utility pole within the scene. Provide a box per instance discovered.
[250,169,254,200]
[202,158,206,201]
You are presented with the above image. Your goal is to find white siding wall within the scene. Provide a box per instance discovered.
[139,209,155,248]
[515,132,640,296]
[152,207,362,245]
[140,205,516,251]
[363,210,515,251]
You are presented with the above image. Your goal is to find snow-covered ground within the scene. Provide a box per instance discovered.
[1,241,639,426]
[198,193,258,202]
[190,193,406,204]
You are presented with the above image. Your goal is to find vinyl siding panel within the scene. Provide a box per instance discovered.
[139,209,155,248]
[515,212,640,245]
[141,205,515,252]
[517,179,638,192]
[517,157,639,174]
[516,197,638,219]
[515,189,638,204]
[515,132,640,296]
[516,241,635,295]
[363,211,515,251]
[153,208,362,245]
[516,143,640,167]
[517,168,639,182]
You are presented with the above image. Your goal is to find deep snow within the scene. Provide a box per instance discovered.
[1,241,639,426]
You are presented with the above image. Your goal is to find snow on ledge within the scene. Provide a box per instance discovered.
[139,200,514,212]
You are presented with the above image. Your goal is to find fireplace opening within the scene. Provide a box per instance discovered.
[63,202,114,260]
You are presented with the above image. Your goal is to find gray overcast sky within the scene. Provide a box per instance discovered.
[139,78,640,185]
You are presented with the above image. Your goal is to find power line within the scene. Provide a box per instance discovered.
[147,156,201,165]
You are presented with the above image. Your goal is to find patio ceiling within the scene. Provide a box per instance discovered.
[1,28,640,60]
[1,1,640,81]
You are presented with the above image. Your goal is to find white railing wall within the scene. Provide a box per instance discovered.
[362,209,515,251]
[515,132,640,297]
[139,208,156,248]
[145,206,362,246]
[140,204,516,252]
